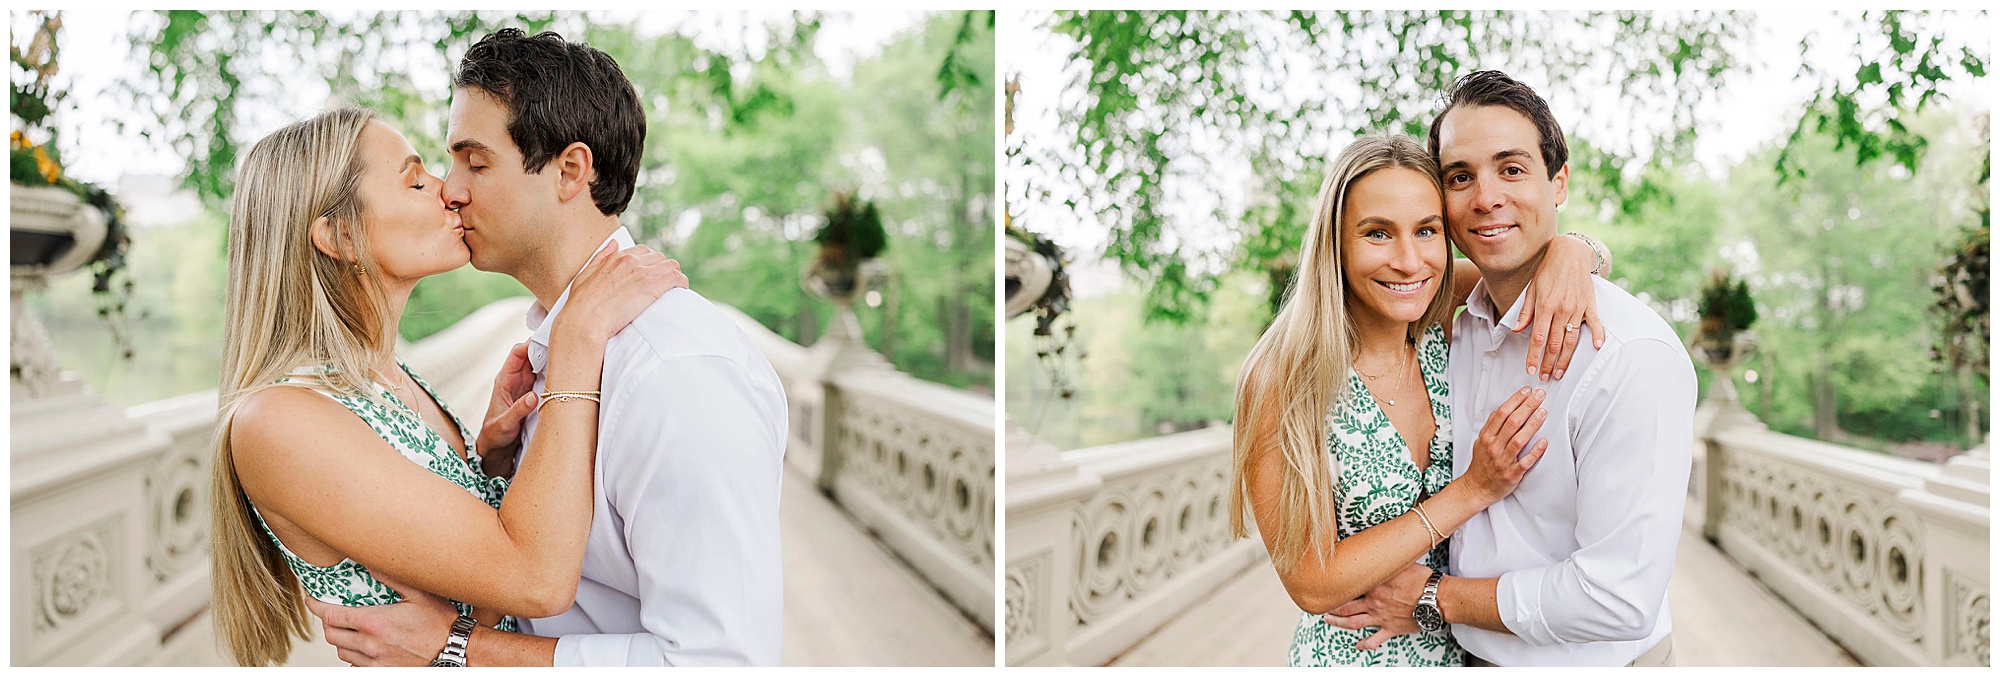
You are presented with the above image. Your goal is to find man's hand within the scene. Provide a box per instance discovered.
[1321,562,1434,651]
[303,576,459,667]
[476,342,538,477]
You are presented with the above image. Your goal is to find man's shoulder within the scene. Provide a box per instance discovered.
[1590,277,1684,352]
[607,289,770,372]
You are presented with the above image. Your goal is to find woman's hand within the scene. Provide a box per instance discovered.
[555,242,689,344]
[1517,234,1606,381]
[1459,386,1550,506]
[476,342,537,476]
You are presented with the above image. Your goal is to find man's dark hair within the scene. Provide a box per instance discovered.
[454,28,645,216]
[1427,70,1568,179]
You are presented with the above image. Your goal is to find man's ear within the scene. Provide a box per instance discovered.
[309,216,348,262]
[1551,163,1570,210]
[554,141,596,204]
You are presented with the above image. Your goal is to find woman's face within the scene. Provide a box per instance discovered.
[1340,167,1448,327]
[352,121,468,281]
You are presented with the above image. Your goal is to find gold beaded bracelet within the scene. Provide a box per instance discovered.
[537,390,602,411]
[1411,502,1444,549]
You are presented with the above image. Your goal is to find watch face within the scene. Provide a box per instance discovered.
[1414,603,1445,632]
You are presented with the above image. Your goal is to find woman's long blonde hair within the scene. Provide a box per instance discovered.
[1228,134,1454,574]
[210,108,398,665]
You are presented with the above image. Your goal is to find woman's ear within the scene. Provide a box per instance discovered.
[309,216,347,262]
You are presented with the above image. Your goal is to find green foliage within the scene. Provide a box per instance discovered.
[1778,11,1989,184]
[1006,271,1268,449]
[119,11,576,205]
[1026,10,1748,320]
[80,11,990,392]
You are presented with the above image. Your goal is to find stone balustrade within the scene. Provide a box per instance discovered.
[1004,426,1266,666]
[12,295,999,664]
[10,297,532,666]
[1701,401,1990,667]
[723,305,996,632]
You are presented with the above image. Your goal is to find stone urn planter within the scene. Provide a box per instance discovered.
[11,183,109,396]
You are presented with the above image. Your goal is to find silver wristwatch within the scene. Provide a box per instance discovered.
[1413,570,1446,633]
[429,614,478,667]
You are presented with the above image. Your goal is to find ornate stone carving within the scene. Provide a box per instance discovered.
[145,448,208,582]
[1068,453,1231,628]
[836,388,994,568]
[1719,451,1933,642]
[1006,555,1045,645]
[1944,572,1990,665]
[32,519,120,637]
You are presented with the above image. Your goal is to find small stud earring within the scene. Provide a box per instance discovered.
[355,263,367,275]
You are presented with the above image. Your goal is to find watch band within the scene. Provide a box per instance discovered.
[429,614,478,667]
[1414,569,1447,632]
[1420,570,1444,607]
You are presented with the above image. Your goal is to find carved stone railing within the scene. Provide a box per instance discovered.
[1005,426,1265,666]
[722,306,996,632]
[10,298,531,666]
[1702,401,1990,667]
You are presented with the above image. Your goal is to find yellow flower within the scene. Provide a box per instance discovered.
[32,145,60,183]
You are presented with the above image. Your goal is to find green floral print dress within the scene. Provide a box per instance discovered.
[1287,323,1463,667]
[249,362,518,632]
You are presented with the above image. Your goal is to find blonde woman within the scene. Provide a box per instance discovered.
[1229,134,1611,666]
[210,108,684,666]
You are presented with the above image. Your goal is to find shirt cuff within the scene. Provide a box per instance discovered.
[1495,567,1561,645]
[551,633,665,667]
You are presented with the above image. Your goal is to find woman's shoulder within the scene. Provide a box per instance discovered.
[228,384,366,458]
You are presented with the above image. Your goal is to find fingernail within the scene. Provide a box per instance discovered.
[1554,369,1565,379]
[1534,389,1546,399]
[1526,365,1536,375]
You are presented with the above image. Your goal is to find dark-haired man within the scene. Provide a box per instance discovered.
[1323,71,1695,667]
[304,28,786,666]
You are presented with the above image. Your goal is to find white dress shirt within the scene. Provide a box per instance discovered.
[1447,276,1696,666]
[514,227,788,666]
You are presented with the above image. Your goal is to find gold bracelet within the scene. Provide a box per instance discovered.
[540,389,602,397]
[1411,502,1444,549]
[536,392,601,411]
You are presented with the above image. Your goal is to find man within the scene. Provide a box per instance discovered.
[304,29,787,666]
[1324,70,1695,667]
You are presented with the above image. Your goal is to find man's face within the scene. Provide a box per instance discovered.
[1435,104,1568,280]
[443,88,555,275]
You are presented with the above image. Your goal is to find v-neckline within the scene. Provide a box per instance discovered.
[377,361,476,467]
[1349,330,1447,483]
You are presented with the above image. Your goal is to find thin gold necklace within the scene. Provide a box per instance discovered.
[1354,344,1416,406]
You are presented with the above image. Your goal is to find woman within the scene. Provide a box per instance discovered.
[209,108,685,666]
[1228,134,1611,666]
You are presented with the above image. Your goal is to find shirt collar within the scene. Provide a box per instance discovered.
[1462,278,1528,352]
[525,227,636,374]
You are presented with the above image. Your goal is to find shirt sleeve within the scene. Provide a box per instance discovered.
[552,354,786,666]
[1493,337,1695,645]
